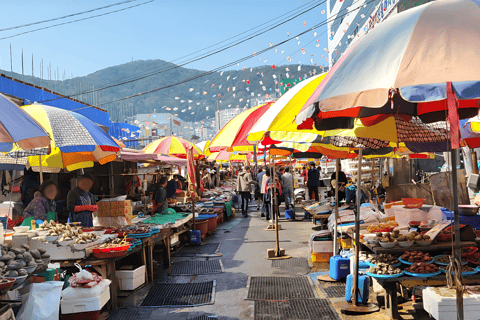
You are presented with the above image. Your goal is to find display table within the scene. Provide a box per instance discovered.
[56,228,177,310]
[373,273,480,319]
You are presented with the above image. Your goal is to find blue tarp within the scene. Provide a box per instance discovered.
[0,76,109,127]
[109,122,140,148]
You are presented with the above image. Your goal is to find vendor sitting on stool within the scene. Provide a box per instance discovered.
[67,174,97,227]
[154,176,168,214]
[23,180,58,222]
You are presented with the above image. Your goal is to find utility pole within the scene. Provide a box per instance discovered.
[9,44,13,79]
[216,100,221,132]
[21,49,24,82]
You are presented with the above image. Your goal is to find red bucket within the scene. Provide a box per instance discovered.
[194,219,209,237]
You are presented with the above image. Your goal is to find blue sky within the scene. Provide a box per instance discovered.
[0,0,328,77]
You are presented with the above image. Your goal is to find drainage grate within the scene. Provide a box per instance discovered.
[174,243,220,256]
[254,299,341,320]
[108,308,153,320]
[246,277,316,300]
[272,258,309,268]
[141,281,215,307]
[188,316,217,320]
[324,285,346,298]
[170,260,224,276]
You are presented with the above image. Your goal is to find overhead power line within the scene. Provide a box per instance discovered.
[41,0,325,102]
[91,0,374,108]
[0,0,155,41]
[0,0,139,32]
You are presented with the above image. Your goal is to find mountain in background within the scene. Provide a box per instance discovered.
[2,59,327,123]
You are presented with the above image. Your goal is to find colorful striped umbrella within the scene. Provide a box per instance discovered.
[297,0,480,150]
[209,102,273,153]
[207,150,246,163]
[0,94,49,152]
[143,136,204,159]
[9,104,120,172]
[196,140,211,157]
[247,73,328,144]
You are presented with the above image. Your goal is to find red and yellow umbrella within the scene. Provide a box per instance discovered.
[143,136,204,159]
[209,102,273,153]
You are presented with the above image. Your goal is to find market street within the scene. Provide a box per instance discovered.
[114,204,433,320]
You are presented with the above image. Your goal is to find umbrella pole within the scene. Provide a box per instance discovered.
[38,155,43,184]
[451,149,464,320]
[340,150,378,314]
[253,144,258,175]
[333,158,340,255]
[273,155,280,256]
[353,149,362,306]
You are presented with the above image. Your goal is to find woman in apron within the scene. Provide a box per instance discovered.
[67,174,97,227]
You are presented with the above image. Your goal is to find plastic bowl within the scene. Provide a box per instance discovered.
[416,240,433,247]
[13,226,30,233]
[398,240,414,248]
[379,241,396,249]
[409,221,421,228]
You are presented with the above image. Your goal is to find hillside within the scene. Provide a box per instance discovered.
[2,60,327,123]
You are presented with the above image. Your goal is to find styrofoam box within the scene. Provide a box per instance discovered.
[423,287,480,320]
[117,265,145,291]
[61,284,110,315]
[312,240,333,253]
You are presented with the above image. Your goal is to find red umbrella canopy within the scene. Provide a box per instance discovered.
[296,0,480,149]
[209,102,274,153]
[143,136,204,159]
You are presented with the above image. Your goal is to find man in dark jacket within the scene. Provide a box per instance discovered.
[307,161,320,201]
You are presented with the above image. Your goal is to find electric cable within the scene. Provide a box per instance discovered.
[0,0,139,32]
[0,0,155,41]
[40,0,326,101]
[89,1,374,109]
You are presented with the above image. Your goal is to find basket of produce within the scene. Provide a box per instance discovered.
[441,265,478,276]
[433,255,468,266]
[405,262,440,277]
[461,247,478,257]
[399,251,433,265]
[402,198,425,209]
[367,254,401,267]
[367,263,404,279]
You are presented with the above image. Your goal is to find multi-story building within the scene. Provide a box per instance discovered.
[215,107,246,130]
[327,0,432,67]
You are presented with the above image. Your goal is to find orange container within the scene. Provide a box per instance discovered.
[207,217,217,233]
[312,252,333,263]
[194,219,209,237]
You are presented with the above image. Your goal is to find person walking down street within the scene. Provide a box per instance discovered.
[282,167,294,210]
[255,167,265,211]
[300,165,308,185]
[264,168,282,220]
[307,161,320,201]
[236,166,255,217]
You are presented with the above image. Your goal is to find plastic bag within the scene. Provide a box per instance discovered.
[17,281,63,320]
[74,263,93,281]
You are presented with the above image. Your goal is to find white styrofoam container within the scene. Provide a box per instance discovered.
[423,287,480,320]
[117,265,145,291]
[60,284,110,314]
